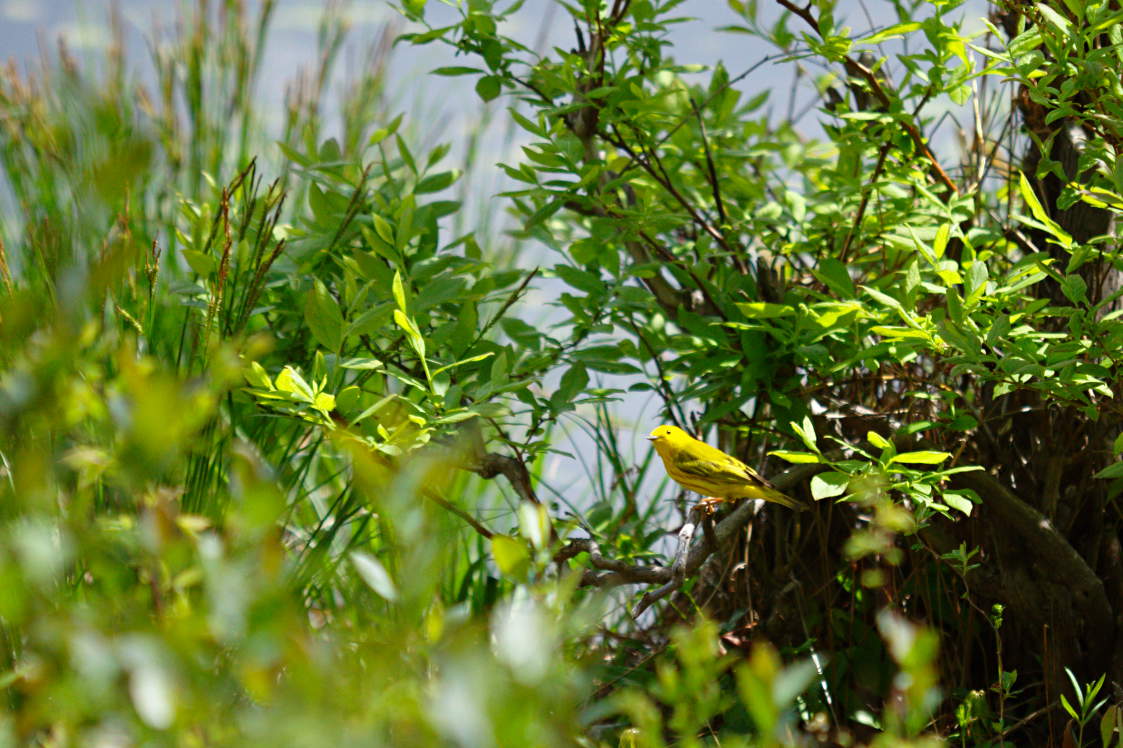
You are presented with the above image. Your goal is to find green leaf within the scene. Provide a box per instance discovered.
[305,280,345,351]
[943,491,975,516]
[945,287,964,325]
[313,392,336,414]
[867,431,891,450]
[434,410,480,424]
[489,350,508,389]
[1060,274,1087,304]
[556,362,589,404]
[965,260,988,304]
[769,450,821,464]
[500,317,543,348]
[275,366,314,403]
[476,75,502,102]
[1100,704,1119,748]
[373,214,395,246]
[393,310,425,359]
[1036,3,1071,34]
[1060,693,1078,721]
[1094,461,1123,479]
[860,21,921,44]
[1018,171,1071,244]
[182,249,217,276]
[863,285,906,313]
[416,170,461,194]
[340,357,385,370]
[318,137,341,162]
[816,257,855,297]
[736,302,793,319]
[392,270,408,313]
[932,222,950,259]
[396,134,417,174]
[889,451,952,465]
[518,502,551,551]
[554,264,604,294]
[336,386,361,413]
[811,472,850,500]
[472,401,509,418]
[245,361,272,390]
[870,325,931,340]
[432,351,495,376]
[509,108,545,137]
[791,416,818,451]
[491,535,530,579]
[430,66,483,76]
[350,551,398,601]
[1077,186,1123,211]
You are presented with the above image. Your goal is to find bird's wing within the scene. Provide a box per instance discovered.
[671,450,773,489]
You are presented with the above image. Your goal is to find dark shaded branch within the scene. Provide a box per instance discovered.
[956,470,1110,622]
[602,124,735,255]
[473,451,541,504]
[690,97,728,229]
[633,505,715,617]
[838,140,892,263]
[561,196,688,313]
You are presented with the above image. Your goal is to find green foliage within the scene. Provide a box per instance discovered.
[1061,668,1111,748]
[1,0,1122,744]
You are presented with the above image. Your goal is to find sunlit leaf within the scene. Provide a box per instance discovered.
[350,551,399,601]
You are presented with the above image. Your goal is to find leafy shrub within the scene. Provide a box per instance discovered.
[1,0,1122,745]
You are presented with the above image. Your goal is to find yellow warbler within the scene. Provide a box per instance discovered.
[646,425,804,510]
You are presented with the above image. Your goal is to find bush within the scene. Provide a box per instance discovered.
[1,0,1122,744]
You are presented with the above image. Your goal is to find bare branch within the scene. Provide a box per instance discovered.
[423,490,494,539]
[556,463,824,614]
[473,452,541,505]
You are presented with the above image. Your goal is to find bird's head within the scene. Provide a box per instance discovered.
[646,424,686,443]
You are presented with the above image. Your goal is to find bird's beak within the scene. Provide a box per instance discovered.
[645,435,657,441]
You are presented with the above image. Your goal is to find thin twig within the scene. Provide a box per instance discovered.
[839,141,892,263]
[690,97,739,265]
[424,491,494,539]
[776,0,957,197]
[464,267,539,356]
[603,123,734,255]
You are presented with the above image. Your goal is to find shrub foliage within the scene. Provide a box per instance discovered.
[1,0,1122,744]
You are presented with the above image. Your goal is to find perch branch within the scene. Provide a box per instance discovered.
[556,463,823,616]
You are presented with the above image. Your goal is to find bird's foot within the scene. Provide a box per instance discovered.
[693,496,725,516]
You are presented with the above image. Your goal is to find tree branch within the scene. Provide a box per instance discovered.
[472,451,541,505]
[423,490,494,539]
[956,470,1110,618]
[556,463,823,615]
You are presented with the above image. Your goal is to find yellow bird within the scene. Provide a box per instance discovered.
[646,425,804,511]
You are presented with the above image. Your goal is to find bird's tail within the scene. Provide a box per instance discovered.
[764,486,808,511]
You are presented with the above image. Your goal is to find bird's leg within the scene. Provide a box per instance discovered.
[694,496,724,515]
